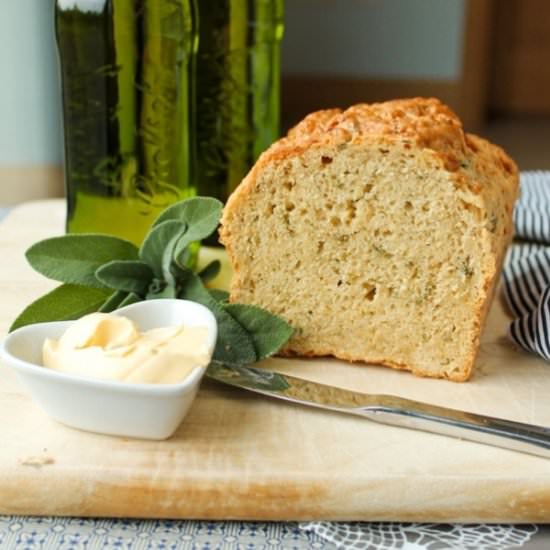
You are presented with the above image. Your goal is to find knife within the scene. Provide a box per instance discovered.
[206,362,550,459]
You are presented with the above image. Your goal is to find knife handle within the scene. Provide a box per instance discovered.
[354,396,550,459]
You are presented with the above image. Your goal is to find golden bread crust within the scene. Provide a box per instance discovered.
[220,97,519,382]
[224,98,517,214]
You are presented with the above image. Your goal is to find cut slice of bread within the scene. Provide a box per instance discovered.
[220,98,519,381]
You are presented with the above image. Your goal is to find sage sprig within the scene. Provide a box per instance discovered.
[10,197,293,367]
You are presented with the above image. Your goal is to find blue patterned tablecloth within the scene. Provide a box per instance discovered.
[0,517,547,550]
[0,518,329,550]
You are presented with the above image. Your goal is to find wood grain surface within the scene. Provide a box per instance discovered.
[1,201,550,522]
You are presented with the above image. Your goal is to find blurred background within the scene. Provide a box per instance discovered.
[1,0,549,209]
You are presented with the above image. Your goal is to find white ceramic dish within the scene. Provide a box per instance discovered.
[0,299,217,440]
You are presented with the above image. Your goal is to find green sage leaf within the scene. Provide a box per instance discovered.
[224,303,294,360]
[162,225,187,286]
[198,260,221,284]
[118,292,141,308]
[26,234,139,289]
[146,278,165,297]
[9,284,111,331]
[209,289,230,303]
[148,284,177,299]
[95,260,153,295]
[98,290,129,312]
[139,220,186,279]
[177,270,257,365]
[153,197,223,264]
[152,196,222,240]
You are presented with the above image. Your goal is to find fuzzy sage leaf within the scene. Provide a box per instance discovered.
[223,303,294,360]
[95,260,154,295]
[149,284,177,299]
[198,260,221,284]
[10,284,111,331]
[26,234,139,289]
[209,289,229,303]
[118,292,141,307]
[139,220,186,279]
[152,196,222,239]
[152,197,223,265]
[177,268,257,365]
[161,225,187,286]
[99,290,129,313]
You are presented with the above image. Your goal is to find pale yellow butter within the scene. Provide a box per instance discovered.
[43,313,210,384]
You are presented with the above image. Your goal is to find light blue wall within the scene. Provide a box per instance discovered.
[0,0,62,165]
[283,0,465,80]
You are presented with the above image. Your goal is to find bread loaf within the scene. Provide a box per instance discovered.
[219,98,519,381]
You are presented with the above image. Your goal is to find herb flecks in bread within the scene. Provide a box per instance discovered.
[220,98,519,381]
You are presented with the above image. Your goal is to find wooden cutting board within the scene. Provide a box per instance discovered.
[1,200,550,522]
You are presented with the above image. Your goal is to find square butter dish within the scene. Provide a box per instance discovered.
[0,299,217,440]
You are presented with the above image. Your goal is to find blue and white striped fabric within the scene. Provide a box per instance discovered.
[503,171,550,359]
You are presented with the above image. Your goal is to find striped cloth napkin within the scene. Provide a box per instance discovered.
[503,171,550,359]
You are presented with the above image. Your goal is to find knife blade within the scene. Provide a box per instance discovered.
[206,362,550,459]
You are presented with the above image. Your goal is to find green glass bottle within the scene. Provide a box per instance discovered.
[195,0,284,243]
[55,0,196,245]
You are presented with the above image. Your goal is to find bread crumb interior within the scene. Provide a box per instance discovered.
[225,143,491,380]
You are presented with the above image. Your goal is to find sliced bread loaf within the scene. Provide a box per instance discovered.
[219,98,519,381]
